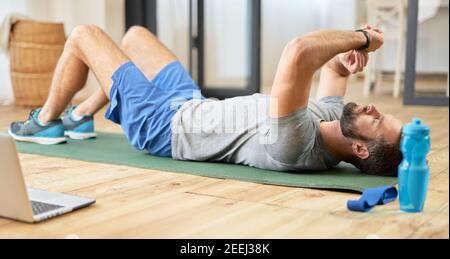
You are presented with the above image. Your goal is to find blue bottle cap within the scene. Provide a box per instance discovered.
[402,118,430,136]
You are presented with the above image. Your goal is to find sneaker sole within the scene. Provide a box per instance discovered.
[8,129,67,145]
[65,131,97,140]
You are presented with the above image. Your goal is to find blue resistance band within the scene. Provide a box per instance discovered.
[347,186,398,212]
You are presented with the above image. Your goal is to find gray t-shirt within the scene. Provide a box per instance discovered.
[171,94,344,171]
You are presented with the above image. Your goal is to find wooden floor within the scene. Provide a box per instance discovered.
[0,80,448,239]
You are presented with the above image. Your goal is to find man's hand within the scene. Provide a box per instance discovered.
[337,50,369,75]
[364,25,384,52]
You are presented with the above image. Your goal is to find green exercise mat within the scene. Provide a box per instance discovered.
[15,132,397,193]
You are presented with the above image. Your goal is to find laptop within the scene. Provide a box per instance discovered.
[0,133,95,223]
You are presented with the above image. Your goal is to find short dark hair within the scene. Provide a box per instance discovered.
[340,102,402,177]
[350,138,402,177]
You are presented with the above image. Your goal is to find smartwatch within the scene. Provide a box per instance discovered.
[355,29,371,50]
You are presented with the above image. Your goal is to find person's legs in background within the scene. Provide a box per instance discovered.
[9,24,129,144]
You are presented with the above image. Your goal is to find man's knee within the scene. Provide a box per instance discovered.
[65,25,104,58]
[121,25,152,49]
[69,25,103,43]
[126,25,151,38]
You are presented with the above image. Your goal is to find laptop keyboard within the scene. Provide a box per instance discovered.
[31,200,63,215]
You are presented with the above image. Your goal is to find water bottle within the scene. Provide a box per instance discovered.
[398,118,430,213]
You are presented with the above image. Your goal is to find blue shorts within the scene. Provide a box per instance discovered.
[105,61,203,157]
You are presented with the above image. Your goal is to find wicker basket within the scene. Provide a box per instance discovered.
[9,20,65,108]
[9,42,64,73]
[10,72,54,108]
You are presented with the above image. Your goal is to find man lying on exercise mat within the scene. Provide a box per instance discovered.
[9,25,403,176]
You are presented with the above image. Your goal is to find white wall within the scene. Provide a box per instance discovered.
[261,0,357,86]
[157,0,190,69]
[0,0,27,103]
[0,0,125,102]
[204,0,250,88]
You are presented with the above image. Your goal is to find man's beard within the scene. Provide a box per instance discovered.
[340,102,359,139]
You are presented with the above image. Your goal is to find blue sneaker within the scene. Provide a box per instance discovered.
[9,109,67,145]
[62,106,97,140]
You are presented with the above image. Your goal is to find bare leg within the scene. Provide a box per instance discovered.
[72,89,108,117]
[120,26,177,80]
[40,50,89,122]
[72,25,178,118]
[39,25,129,124]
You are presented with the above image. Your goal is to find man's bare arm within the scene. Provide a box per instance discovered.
[270,28,383,117]
[316,50,369,100]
